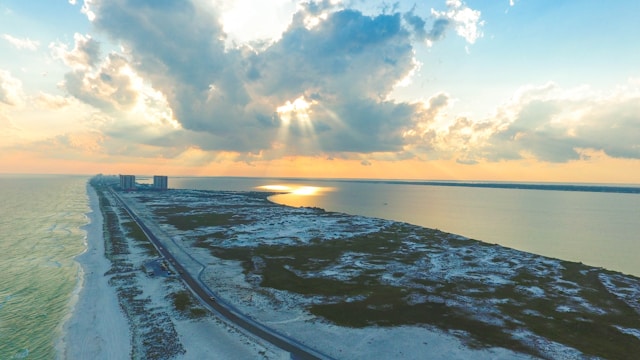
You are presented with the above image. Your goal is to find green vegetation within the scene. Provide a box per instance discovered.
[125,187,640,360]
[121,220,158,256]
[171,291,208,319]
[164,212,244,230]
[206,224,640,359]
[211,239,540,355]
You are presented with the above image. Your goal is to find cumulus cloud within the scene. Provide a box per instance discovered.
[52,33,179,133]
[0,69,24,106]
[50,33,101,70]
[60,0,488,162]
[480,82,640,162]
[405,0,484,45]
[431,0,484,44]
[63,52,140,111]
[405,82,640,164]
[400,92,451,155]
[394,80,640,165]
[75,0,429,154]
[33,92,76,109]
[58,0,640,168]
[2,34,40,51]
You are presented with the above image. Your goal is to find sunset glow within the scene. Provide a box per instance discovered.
[0,1,638,183]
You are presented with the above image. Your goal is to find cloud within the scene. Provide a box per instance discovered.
[431,0,484,44]
[456,157,478,165]
[62,52,140,112]
[55,0,640,169]
[52,33,179,134]
[33,92,76,109]
[399,92,451,156]
[76,0,429,154]
[57,131,105,153]
[485,85,640,162]
[50,33,101,70]
[393,80,640,165]
[405,0,484,45]
[11,131,106,161]
[218,0,297,46]
[59,0,488,164]
[0,69,24,106]
[469,82,640,162]
[2,34,40,51]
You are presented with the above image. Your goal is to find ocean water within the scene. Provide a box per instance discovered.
[169,177,640,277]
[0,175,88,359]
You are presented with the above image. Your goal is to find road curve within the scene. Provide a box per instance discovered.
[107,187,333,360]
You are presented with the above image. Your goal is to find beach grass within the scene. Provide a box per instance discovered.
[171,290,208,319]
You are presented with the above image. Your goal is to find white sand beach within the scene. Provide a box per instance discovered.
[58,184,131,359]
[58,185,286,360]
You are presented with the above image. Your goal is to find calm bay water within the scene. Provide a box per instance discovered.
[0,175,88,359]
[169,177,640,277]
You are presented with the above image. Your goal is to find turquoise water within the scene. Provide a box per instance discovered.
[169,177,640,277]
[0,175,88,359]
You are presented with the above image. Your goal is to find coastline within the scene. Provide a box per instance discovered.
[59,181,288,359]
[57,183,131,359]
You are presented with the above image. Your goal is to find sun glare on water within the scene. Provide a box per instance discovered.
[291,186,319,195]
[257,184,333,196]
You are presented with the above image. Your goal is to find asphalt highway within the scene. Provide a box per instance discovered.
[108,188,332,360]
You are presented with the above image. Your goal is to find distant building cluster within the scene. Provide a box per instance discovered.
[119,174,168,191]
[153,175,168,190]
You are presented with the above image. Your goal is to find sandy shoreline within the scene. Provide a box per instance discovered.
[58,183,288,359]
[58,183,132,359]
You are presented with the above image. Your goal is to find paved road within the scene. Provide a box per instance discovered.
[108,188,332,360]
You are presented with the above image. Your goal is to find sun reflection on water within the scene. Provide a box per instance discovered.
[257,184,332,196]
[257,184,335,208]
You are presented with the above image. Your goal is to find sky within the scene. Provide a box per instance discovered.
[1,0,639,183]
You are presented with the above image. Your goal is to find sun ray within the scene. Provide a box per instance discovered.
[274,95,322,154]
